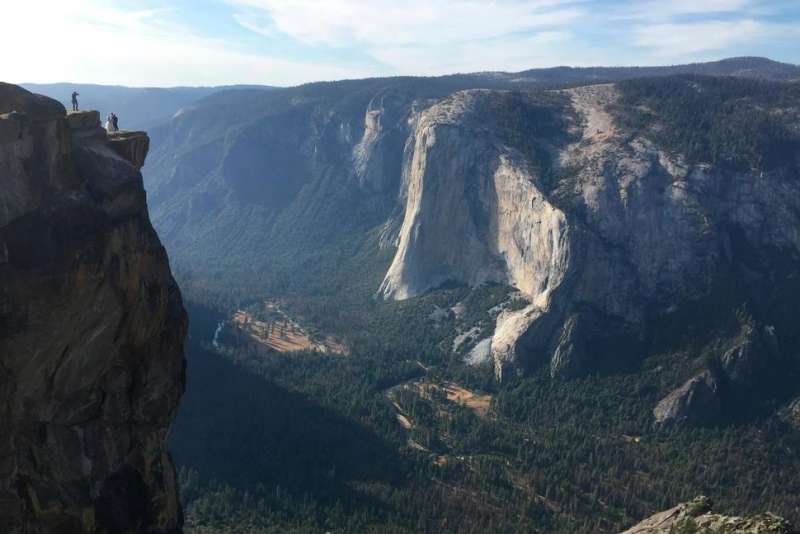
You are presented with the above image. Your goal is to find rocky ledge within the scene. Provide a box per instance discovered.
[107,131,150,170]
[65,110,150,170]
[622,496,796,533]
[0,83,186,533]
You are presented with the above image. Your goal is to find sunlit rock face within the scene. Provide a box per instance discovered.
[381,83,800,392]
[0,83,186,534]
[133,66,800,428]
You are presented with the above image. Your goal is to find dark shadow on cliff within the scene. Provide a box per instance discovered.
[169,306,406,506]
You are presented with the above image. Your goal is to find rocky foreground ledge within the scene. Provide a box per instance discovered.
[621,496,797,534]
[0,83,186,533]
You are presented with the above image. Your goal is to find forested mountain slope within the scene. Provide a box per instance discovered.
[145,60,800,406]
[143,57,799,299]
[135,57,800,533]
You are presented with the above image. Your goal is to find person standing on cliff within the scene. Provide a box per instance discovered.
[71,91,79,111]
[111,113,119,131]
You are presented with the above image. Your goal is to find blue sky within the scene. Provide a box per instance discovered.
[5,0,800,87]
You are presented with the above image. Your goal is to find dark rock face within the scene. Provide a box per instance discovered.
[108,131,150,170]
[720,324,781,391]
[654,323,786,427]
[653,371,722,427]
[779,398,800,431]
[549,314,588,379]
[0,83,186,533]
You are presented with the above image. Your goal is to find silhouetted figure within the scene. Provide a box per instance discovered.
[112,113,119,131]
[71,91,79,111]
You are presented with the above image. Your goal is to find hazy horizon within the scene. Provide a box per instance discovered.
[6,0,800,88]
[15,55,799,91]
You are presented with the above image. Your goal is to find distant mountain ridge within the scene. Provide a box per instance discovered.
[22,57,799,133]
[3,56,800,534]
[138,57,800,430]
[510,56,800,83]
[141,56,800,302]
[21,82,275,131]
[89,56,799,532]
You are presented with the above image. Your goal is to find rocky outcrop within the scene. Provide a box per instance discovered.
[379,90,570,302]
[108,131,150,170]
[351,92,411,193]
[381,82,800,387]
[621,496,796,533]
[654,322,785,427]
[720,323,781,392]
[140,59,800,310]
[653,371,722,427]
[779,397,800,431]
[377,90,572,378]
[0,83,186,533]
[65,111,150,170]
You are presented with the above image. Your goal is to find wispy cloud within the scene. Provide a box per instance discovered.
[370,31,579,75]
[231,0,585,47]
[2,0,380,86]
[2,0,797,86]
[618,0,798,62]
[633,20,765,57]
[230,0,798,76]
[616,0,755,20]
[228,0,589,75]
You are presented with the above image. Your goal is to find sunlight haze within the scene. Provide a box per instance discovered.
[5,0,799,86]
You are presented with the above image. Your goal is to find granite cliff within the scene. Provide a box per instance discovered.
[0,83,186,533]
[139,61,800,428]
[123,60,800,530]
[143,58,799,302]
[380,79,800,424]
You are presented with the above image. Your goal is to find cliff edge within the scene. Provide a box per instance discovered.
[0,83,186,533]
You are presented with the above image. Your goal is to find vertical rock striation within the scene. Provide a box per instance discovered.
[0,83,186,533]
[377,90,574,379]
[381,82,800,406]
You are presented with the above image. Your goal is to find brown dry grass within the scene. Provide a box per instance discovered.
[231,309,348,355]
[415,381,493,418]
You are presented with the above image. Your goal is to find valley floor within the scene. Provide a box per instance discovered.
[171,298,800,534]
